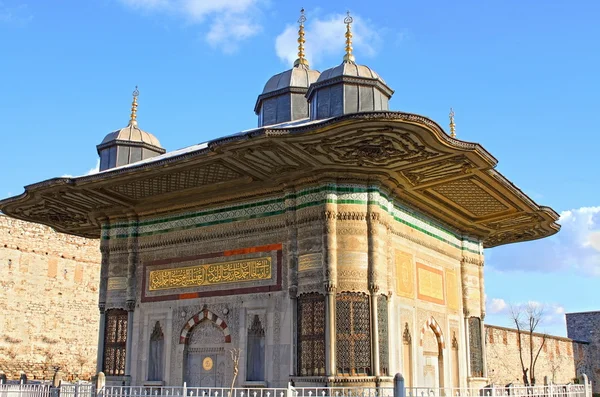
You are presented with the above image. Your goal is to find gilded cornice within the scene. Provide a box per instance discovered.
[0,111,559,248]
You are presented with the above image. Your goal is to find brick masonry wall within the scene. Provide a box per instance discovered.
[566,312,600,394]
[485,325,589,386]
[0,214,101,381]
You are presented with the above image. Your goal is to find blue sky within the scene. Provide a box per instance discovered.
[1,0,598,336]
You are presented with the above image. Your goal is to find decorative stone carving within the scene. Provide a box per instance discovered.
[431,179,508,217]
[403,323,412,345]
[301,130,440,167]
[189,321,226,345]
[109,162,241,199]
[402,156,474,186]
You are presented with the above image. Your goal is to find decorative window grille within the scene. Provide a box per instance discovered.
[103,309,128,376]
[468,316,483,377]
[297,293,326,376]
[336,293,371,376]
[377,295,389,376]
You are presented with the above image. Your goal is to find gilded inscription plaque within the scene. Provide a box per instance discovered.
[107,277,127,291]
[298,253,322,272]
[149,257,272,291]
[417,263,445,305]
[446,269,459,311]
[395,250,414,298]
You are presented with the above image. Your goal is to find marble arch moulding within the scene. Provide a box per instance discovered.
[180,307,231,344]
[419,316,445,349]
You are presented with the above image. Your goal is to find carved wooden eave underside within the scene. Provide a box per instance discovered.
[0,111,560,248]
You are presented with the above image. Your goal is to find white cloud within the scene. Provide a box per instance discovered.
[275,12,382,68]
[488,298,507,314]
[86,159,100,176]
[0,1,33,25]
[118,0,263,52]
[486,206,600,277]
[61,160,100,178]
[487,299,566,331]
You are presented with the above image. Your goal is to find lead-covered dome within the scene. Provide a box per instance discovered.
[254,64,320,127]
[306,61,394,121]
[97,88,165,172]
[306,12,394,120]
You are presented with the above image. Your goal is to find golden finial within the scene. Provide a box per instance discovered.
[343,11,355,63]
[449,107,456,138]
[129,86,139,126]
[294,8,309,68]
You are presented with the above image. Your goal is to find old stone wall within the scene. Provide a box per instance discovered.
[566,311,600,394]
[485,325,588,386]
[0,214,101,381]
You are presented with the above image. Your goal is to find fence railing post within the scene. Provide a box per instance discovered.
[394,373,405,397]
[581,374,590,397]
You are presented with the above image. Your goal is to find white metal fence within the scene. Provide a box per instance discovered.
[406,384,589,397]
[0,382,592,397]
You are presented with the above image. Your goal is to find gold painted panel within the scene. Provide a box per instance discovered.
[445,269,459,311]
[149,257,272,291]
[395,250,414,298]
[416,263,445,305]
[299,253,322,272]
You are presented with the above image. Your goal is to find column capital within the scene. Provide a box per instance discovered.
[126,300,135,312]
[98,303,106,314]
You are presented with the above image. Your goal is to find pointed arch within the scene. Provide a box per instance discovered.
[179,307,231,344]
[419,316,445,350]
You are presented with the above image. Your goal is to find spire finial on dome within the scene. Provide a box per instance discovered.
[343,11,355,63]
[129,86,139,127]
[294,8,309,68]
[449,107,456,138]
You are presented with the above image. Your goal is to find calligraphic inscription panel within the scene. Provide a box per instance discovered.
[299,253,322,272]
[445,269,459,311]
[395,250,414,299]
[149,257,272,291]
[416,263,445,305]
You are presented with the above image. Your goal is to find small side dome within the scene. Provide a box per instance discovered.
[96,88,166,172]
[306,12,394,120]
[254,65,320,127]
[306,62,393,120]
[254,8,321,127]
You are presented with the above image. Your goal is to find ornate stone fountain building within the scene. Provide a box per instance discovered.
[0,12,560,390]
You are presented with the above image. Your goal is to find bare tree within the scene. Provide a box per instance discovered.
[510,303,547,386]
[229,348,241,396]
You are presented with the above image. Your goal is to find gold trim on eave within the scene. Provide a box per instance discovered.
[149,257,272,291]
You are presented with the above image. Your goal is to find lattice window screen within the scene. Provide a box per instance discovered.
[297,293,326,376]
[103,309,128,376]
[336,293,371,376]
[468,316,484,377]
[377,295,389,376]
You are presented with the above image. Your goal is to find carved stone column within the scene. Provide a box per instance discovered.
[323,198,337,378]
[460,259,472,377]
[285,188,299,375]
[97,219,110,374]
[367,202,381,378]
[478,264,488,378]
[124,216,138,379]
[96,303,106,373]
[124,301,135,379]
